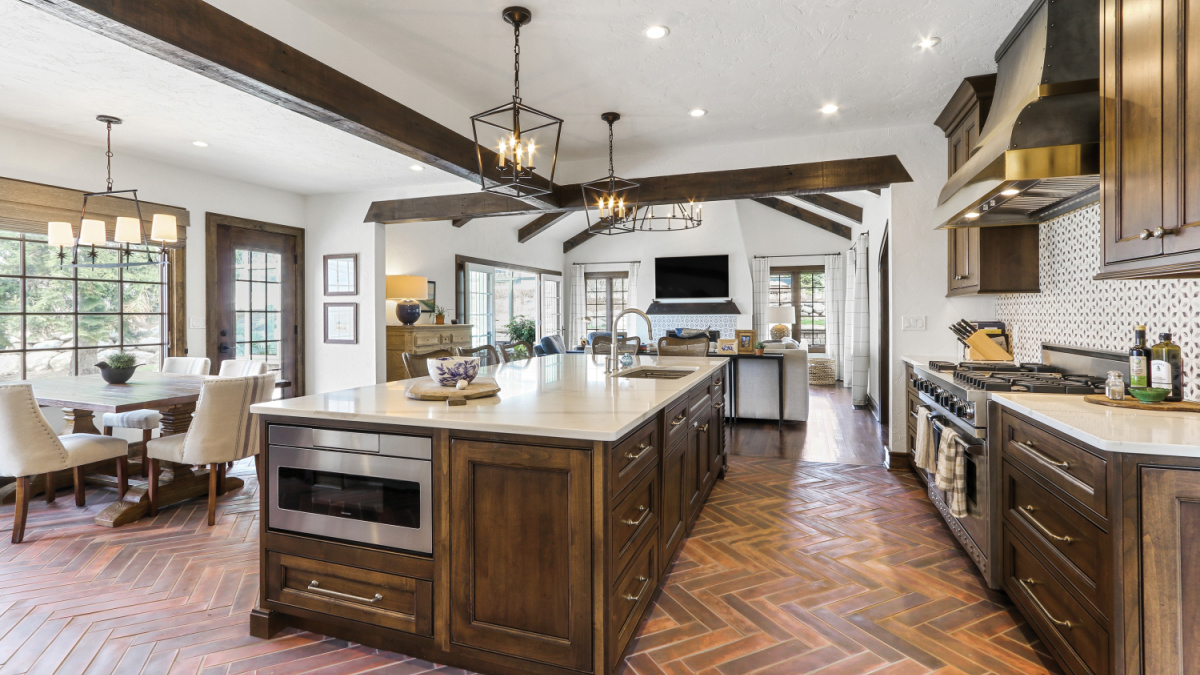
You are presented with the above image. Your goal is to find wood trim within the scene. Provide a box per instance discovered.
[562,229,596,254]
[750,197,852,239]
[793,194,863,224]
[516,212,572,243]
[168,247,187,358]
[453,254,562,278]
[451,218,473,228]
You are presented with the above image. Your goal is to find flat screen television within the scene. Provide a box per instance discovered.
[654,254,730,299]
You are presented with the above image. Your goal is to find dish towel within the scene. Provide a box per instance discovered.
[935,427,969,518]
[913,406,937,473]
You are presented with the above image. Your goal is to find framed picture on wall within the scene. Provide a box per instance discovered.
[735,330,757,354]
[716,339,738,355]
[421,280,437,314]
[323,254,357,296]
[324,303,358,344]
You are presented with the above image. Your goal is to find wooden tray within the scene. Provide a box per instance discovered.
[1084,394,1200,413]
[406,377,500,406]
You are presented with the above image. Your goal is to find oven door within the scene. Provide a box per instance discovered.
[930,423,989,550]
[268,444,433,555]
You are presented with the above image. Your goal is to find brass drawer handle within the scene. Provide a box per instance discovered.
[307,580,383,605]
[623,575,650,603]
[1012,440,1070,469]
[624,443,652,461]
[621,505,649,527]
[670,413,687,427]
[712,401,725,410]
[910,410,919,418]
[1018,505,1073,543]
[1018,578,1073,629]
[954,274,966,280]
[697,423,710,432]
[714,379,723,387]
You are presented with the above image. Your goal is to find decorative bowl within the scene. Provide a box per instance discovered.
[1129,387,1171,404]
[96,362,140,384]
[427,356,480,388]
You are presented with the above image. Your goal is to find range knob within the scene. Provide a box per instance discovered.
[961,402,976,421]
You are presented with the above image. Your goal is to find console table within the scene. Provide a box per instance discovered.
[385,324,473,380]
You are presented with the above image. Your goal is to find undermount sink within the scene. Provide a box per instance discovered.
[614,367,696,380]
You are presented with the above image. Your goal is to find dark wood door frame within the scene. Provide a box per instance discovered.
[878,224,893,461]
[205,212,306,395]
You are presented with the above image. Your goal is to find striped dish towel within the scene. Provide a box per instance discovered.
[913,406,937,473]
[934,427,968,518]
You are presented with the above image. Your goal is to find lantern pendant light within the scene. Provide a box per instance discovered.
[581,113,639,236]
[470,6,562,200]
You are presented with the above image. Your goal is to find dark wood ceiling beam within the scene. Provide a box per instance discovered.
[24,0,557,209]
[562,229,596,254]
[517,212,573,244]
[367,155,911,224]
[751,198,852,239]
[451,218,473,228]
[792,194,862,224]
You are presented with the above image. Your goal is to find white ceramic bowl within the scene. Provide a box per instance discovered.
[427,356,480,387]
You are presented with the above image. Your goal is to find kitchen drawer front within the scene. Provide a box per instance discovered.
[688,389,712,421]
[1000,410,1108,521]
[1003,460,1110,617]
[609,527,659,667]
[266,551,433,636]
[907,390,922,430]
[612,419,658,499]
[710,367,727,400]
[665,397,690,448]
[441,331,470,346]
[1003,527,1109,675]
[611,463,659,577]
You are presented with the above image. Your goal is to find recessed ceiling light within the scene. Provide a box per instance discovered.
[689,108,707,117]
[1001,188,1020,196]
[916,37,942,50]
[410,164,425,172]
[644,25,669,39]
[192,140,208,147]
[820,104,840,114]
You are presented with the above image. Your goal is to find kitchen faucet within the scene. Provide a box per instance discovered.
[608,308,653,374]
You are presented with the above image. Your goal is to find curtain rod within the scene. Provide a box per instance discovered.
[753,253,841,259]
[573,260,640,266]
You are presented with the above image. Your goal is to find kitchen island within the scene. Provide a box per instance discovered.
[248,354,730,675]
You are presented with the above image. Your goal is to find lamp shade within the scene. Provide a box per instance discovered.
[767,305,796,324]
[150,213,178,242]
[47,222,75,247]
[114,216,142,244]
[79,219,107,246]
[386,275,428,300]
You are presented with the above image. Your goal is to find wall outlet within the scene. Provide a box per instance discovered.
[188,317,205,330]
[902,316,927,331]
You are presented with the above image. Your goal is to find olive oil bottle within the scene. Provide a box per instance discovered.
[1129,325,1151,388]
[1150,333,1183,402]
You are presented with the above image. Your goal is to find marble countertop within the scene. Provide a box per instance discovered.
[991,393,1200,457]
[900,355,961,368]
[251,354,728,442]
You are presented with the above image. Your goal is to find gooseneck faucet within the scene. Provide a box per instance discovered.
[608,308,653,374]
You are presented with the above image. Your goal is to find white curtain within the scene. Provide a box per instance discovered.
[823,253,845,380]
[849,234,870,406]
[621,261,643,339]
[751,257,771,343]
[569,264,587,346]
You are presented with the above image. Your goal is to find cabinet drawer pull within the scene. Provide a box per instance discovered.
[910,410,919,419]
[1018,505,1073,543]
[624,443,652,461]
[1018,578,1073,629]
[714,379,723,387]
[307,581,383,605]
[954,274,966,280]
[623,576,650,603]
[670,413,687,427]
[712,401,725,410]
[697,423,710,432]
[621,505,649,527]
[1012,440,1070,469]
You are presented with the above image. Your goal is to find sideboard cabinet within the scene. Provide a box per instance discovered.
[385,324,473,380]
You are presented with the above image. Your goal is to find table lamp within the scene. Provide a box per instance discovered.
[387,275,428,326]
[767,305,795,340]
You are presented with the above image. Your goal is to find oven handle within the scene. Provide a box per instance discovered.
[929,417,985,456]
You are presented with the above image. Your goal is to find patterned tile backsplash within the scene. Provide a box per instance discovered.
[996,204,1200,401]
[649,315,739,342]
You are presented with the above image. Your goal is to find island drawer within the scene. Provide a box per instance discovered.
[609,526,659,667]
[999,410,1108,521]
[265,551,433,637]
[665,398,690,448]
[1003,460,1110,617]
[612,419,658,499]
[710,367,727,400]
[688,390,712,421]
[611,463,659,577]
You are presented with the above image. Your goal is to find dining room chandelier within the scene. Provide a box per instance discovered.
[470,6,562,200]
[581,112,639,236]
[47,115,177,268]
[635,201,703,232]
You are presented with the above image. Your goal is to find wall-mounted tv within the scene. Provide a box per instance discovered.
[654,254,730,299]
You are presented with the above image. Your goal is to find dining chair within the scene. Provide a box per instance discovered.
[454,344,502,368]
[540,335,567,355]
[0,384,129,543]
[402,349,454,379]
[217,359,269,377]
[145,373,276,525]
[592,336,641,355]
[499,341,534,362]
[162,357,212,376]
[657,335,710,356]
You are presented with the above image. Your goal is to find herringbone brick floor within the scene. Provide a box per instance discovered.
[0,454,1059,674]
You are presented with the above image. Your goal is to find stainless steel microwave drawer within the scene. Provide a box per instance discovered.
[269,425,431,460]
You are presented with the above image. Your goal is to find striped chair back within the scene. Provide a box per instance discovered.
[181,373,276,464]
[163,357,212,376]
[217,359,269,377]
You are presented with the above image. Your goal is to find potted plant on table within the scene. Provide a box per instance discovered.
[754,341,766,356]
[433,306,447,325]
[96,351,140,384]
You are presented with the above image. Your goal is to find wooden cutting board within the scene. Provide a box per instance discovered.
[406,377,500,406]
[1084,394,1200,413]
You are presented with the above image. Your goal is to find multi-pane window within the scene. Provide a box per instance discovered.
[233,249,282,370]
[0,229,167,380]
[493,269,538,343]
[584,272,628,332]
[769,266,826,352]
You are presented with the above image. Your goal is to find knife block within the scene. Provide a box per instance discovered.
[963,331,1013,361]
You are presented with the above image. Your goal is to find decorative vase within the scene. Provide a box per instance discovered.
[395,301,422,326]
[435,315,446,325]
[97,362,139,384]
[427,356,480,387]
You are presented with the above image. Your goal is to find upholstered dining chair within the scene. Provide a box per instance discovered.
[454,344,502,368]
[162,357,212,376]
[499,341,534,362]
[540,335,567,355]
[592,336,641,355]
[145,373,276,526]
[657,335,710,356]
[0,383,130,543]
[402,349,454,379]
[217,359,268,377]
[102,356,213,475]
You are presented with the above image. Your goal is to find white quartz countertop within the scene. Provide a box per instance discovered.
[991,393,1200,457]
[251,354,728,442]
[901,355,961,369]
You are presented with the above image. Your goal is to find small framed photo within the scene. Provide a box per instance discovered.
[324,303,358,344]
[323,254,357,296]
[421,280,437,314]
[735,330,757,354]
[716,339,738,355]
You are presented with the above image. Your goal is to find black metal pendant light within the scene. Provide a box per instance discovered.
[470,6,562,200]
[581,112,639,236]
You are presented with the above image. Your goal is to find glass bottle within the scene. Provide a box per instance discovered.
[1150,333,1183,402]
[1129,325,1151,388]
[1105,371,1126,401]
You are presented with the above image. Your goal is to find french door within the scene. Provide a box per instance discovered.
[457,256,562,347]
[540,275,563,340]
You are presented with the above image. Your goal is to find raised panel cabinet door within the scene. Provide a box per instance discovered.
[1166,0,1200,255]
[695,408,714,494]
[449,440,592,672]
[947,228,978,292]
[710,405,725,477]
[660,442,685,567]
[682,429,699,523]
[1140,466,1200,675]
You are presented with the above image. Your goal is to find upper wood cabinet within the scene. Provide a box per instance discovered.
[1100,0,1200,278]
[934,74,997,178]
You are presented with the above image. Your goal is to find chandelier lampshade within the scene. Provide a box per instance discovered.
[47,222,74,247]
[581,112,639,236]
[79,219,108,247]
[114,216,142,244]
[150,213,178,243]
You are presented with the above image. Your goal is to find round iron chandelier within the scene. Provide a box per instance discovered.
[635,201,703,232]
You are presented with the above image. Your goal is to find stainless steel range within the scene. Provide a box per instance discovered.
[907,344,1127,588]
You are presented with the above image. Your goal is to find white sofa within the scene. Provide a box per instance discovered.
[732,339,810,422]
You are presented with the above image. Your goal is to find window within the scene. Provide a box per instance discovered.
[769,266,826,352]
[456,256,562,348]
[584,272,628,333]
[0,229,169,380]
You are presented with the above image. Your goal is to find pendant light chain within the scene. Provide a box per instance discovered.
[512,21,521,104]
[608,119,615,179]
[105,120,114,192]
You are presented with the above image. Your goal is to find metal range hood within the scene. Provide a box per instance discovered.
[934,0,1099,229]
